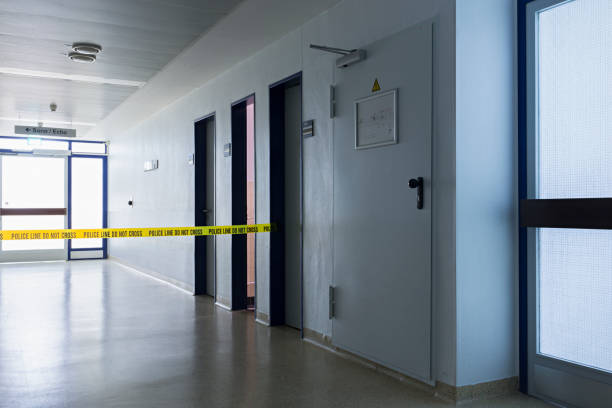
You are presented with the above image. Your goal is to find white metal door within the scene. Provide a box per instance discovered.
[526,0,612,405]
[332,23,432,382]
[0,155,68,262]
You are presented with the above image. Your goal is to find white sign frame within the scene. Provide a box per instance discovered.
[354,88,397,150]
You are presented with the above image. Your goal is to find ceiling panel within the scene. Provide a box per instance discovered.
[2,0,229,36]
[0,75,136,123]
[0,42,166,81]
[0,0,243,139]
[88,0,342,141]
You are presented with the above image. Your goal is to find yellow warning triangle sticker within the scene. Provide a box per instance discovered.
[371,78,381,92]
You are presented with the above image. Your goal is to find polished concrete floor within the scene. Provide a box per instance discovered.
[0,260,551,408]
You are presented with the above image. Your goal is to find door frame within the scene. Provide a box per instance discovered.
[268,72,303,332]
[519,0,612,400]
[230,94,256,312]
[67,154,108,261]
[193,112,217,298]
[518,0,532,392]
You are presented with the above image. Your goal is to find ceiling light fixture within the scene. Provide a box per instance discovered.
[71,42,102,55]
[68,52,96,63]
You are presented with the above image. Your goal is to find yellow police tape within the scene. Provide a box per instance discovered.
[0,223,275,241]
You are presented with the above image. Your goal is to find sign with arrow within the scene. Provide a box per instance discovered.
[15,125,76,138]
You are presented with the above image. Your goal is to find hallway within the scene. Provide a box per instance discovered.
[0,261,546,407]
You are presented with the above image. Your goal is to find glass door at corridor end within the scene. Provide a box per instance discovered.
[68,154,105,260]
[522,0,612,406]
[0,154,68,262]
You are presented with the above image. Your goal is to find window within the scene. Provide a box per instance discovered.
[71,142,106,154]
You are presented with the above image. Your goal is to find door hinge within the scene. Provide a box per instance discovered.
[329,285,336,319]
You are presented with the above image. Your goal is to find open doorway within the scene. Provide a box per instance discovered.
[269,73,302,329]
[231,95,255,311]
[194,114,216,297]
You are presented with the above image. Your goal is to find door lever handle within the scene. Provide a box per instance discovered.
[408,177,424,210]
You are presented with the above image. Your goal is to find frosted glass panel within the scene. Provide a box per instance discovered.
[538,0,612,198]
[539,229,612,372]
[40,140,69,150]
[71,158,103,249]
[71,142,106,154]
[0,138,28,150]
[0,138,69,151]
[26,139,69,150]
[537,0,612,373]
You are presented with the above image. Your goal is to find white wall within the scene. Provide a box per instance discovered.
[455,0,516,386]
[109,30,303,301]
[108,0,458,385]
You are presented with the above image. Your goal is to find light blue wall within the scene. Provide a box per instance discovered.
[455,0,517,386]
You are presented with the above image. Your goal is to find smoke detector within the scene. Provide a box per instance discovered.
[71,42,102,55]
[68,52,96,63]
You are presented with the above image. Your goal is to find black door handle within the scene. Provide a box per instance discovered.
[408,177,423,210]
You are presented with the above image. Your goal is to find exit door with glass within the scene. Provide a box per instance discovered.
[0,155,68,262]
[0,137,107,263]
[521,0,612,406]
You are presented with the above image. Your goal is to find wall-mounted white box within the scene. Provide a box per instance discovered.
[144,159,159,172]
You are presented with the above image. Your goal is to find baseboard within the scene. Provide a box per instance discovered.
[303,327,333,347]
[303,327,518,404]
[215,295,232,311]
[109,256,194,294]
[255,311,270,326]
[435,377,519,404]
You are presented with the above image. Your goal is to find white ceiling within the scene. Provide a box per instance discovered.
[87,0,341,140]
[0,0,244,138]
